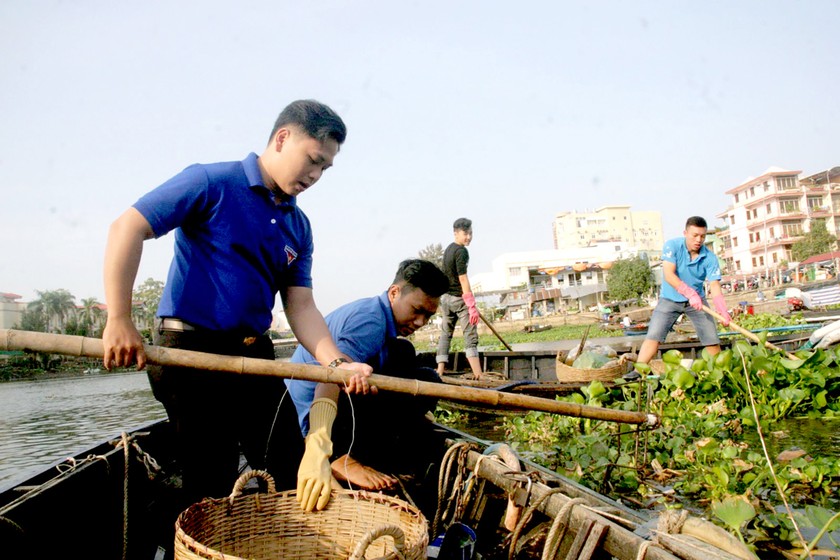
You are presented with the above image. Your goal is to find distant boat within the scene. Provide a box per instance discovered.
[622,323,648,336]
[521,323,551,333]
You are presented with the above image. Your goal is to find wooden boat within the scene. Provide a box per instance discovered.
[438,373,611,398]
[0,419,753,560]
[430,348,623,408]
[419,349,567,382]
[521,323,552,334]
[622,323,649,336]
[422,330,817,380]
[436,373,618,415]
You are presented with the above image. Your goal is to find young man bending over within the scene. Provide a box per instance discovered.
[286,259,449,497]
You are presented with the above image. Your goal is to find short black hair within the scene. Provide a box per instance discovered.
[453,217,472,231]
[393,259,449,298]
[268,99,347,145]
[685,216,707,229]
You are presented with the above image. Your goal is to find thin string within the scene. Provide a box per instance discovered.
[264,370,359,492]
[338,377,358,492]
[736,347,810,558]
[263,375,293,466]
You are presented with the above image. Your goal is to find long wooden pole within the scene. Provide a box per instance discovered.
[478,312,513,351]
[0,329,657,426]
[701,305,799,360]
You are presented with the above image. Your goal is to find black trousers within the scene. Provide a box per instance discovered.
[148,326,303,505]
[331,338,446,478]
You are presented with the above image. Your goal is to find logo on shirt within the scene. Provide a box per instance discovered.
[284,245,298,265]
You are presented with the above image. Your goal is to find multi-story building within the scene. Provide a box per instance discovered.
[552,205,664,254]
[0,293,25,330]
[471,241,643,316]
[717,166,840,277]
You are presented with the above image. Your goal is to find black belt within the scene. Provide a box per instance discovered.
[158,318,263,347]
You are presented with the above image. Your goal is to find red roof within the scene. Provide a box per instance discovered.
[800,251,840,265]
[1,292,22,300]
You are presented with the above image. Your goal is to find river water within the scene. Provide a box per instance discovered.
[0,372,166,489]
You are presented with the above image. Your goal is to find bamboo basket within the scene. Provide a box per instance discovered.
[174,470,428,560]
[555,353,628,382]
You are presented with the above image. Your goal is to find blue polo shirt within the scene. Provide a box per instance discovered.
[660,236,722,302]
[286,291,397,433]
[133,153,313,334]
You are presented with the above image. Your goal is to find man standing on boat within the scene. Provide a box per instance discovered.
[436,218,483,379]
[101,100,373,510]
[287,259,449,510]
[636,216,731,364]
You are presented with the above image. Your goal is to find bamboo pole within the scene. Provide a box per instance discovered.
[0,329,657,426]
[702,305,799,360]
[478,312,513,351]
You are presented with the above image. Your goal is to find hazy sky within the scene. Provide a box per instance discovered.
[1,1,837,314]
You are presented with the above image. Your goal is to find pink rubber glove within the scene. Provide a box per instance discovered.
[462,292,480,326]
[712,294,731,326]
[675,281,703,311]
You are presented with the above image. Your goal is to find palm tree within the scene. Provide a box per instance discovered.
[78,297,104,336]
[28,289,77,333]
[131,278,164,332]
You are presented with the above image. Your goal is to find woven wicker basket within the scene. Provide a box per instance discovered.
[555,353,627,382]
[174,470,428,560]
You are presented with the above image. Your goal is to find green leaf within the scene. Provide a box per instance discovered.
[712,495,756,531]
[672,366,695,389]
[663,349,683,365]
[587,380,606,399]
[751,356,775,373]
[778,387,806,403]
[804,505,840,532]
[634,362,651,375]
[779,357,805,370]
[712,466,730,486]
[815,390,828,408]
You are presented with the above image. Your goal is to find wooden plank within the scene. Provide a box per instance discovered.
[564,518,595,559]
[577,521,609,560]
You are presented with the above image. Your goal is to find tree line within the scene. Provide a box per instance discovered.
[16,278,164,339]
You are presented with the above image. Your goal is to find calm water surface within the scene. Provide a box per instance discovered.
[0,372,166,489]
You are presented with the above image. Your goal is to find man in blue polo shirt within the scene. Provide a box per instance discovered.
[637,216,731,364]
[102,100,373,511]
[287,259,449,497]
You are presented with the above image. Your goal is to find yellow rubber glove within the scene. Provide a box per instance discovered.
[297,397,337,512]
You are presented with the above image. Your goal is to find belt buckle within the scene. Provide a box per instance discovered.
[161,318,195,332]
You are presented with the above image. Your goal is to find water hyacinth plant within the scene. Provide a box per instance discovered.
[500,342,840,555]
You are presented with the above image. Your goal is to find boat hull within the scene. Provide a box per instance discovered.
[0,419,755,560]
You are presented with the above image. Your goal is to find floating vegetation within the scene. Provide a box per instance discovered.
[503,341,840,555]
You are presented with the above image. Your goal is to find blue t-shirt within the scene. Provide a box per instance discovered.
[659,236,722,302]
[285,291,397,434]
[133,153,313,334]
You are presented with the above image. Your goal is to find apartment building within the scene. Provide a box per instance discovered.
[0,293,25,330]
[552,205,663,254]
[717,166,840,276]
[470,241,644,315]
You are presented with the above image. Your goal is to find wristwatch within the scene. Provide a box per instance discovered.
[328,357,349,368]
